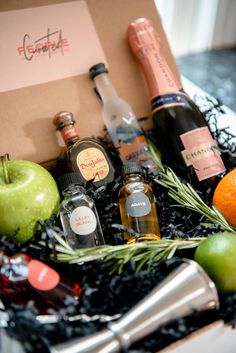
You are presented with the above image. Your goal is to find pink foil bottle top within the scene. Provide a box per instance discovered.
[127,17,161,54]
[127,17,182,98]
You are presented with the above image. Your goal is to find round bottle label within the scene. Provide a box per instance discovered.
[76,147,109,182]
[69,206,97,235]
[125,193,151,217]
[28,260,60,291]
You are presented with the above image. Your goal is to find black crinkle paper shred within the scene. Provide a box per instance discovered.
[1,96,236,353]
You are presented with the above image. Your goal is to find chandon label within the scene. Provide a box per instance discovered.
[181,127,226,181]
[125,193,151,217]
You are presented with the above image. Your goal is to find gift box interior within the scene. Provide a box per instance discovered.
[0,1,236,352]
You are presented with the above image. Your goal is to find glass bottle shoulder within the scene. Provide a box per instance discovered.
[153,95,207,133]
[69,137,102,151]
[60,188,94,211]
[103,96,134,119]
[119,178,153,197]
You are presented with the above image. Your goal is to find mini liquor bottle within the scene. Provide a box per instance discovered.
[0,252,82,311]
[118,162,161,241]
[53,111,116,187]
[58,173,105,249]
[89,63,158,175]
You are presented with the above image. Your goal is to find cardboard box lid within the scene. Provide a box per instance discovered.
[0,0,180,164]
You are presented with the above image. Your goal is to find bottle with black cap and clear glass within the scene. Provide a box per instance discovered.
[58,173,105,249]
[118,162,161,242]
[89,63,158,175]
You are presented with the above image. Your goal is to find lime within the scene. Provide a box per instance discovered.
[194,232,236,293]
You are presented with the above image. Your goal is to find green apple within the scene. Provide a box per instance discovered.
[0,159,60,243]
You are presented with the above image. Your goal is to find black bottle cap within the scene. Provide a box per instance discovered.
[89,63,108,80]
[122,162,144,176]
[57,173,83,192]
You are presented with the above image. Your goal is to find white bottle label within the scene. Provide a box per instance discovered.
[69,206,97,235]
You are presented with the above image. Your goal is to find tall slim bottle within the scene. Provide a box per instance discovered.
[127,18,226,190]
[89,63,158,175]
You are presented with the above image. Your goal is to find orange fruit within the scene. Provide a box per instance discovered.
[213,168,236,227]
[194,232,236,293]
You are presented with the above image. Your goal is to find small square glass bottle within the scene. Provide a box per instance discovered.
[58,173,105,249]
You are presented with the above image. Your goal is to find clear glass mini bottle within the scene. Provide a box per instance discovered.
[89,63,158,175]
[118,162,161,242]
[58,173,105,249]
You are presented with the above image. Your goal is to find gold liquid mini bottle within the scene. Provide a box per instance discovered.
[118,162,161,242]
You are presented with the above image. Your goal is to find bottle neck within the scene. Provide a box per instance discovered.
[127,21,182,99]
[124,173,144,184]
[93,72,118,103]
[62,184,86,198]
[135,44,182,99]
[59,124,79,147]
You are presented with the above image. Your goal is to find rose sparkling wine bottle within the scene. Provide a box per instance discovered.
[0,252,82,311]
[127,18,226,191]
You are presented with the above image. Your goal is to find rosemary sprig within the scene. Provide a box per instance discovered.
[42,139,235,272]
[42,230,203,273]
[148,139,236,234]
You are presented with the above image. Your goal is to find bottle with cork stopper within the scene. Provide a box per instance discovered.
[53,111,116,188]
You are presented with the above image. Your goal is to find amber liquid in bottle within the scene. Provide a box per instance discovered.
[127,18,226,191]
[53,111,115,187]
[118,163,160,241]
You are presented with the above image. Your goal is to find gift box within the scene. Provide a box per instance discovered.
[0,1,236,352]
[0,0,180,164]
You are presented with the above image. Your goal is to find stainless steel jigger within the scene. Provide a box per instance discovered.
[50,259,219,353]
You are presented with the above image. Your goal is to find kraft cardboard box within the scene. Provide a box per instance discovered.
[0,0,180,165]
[0,1,235,352]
